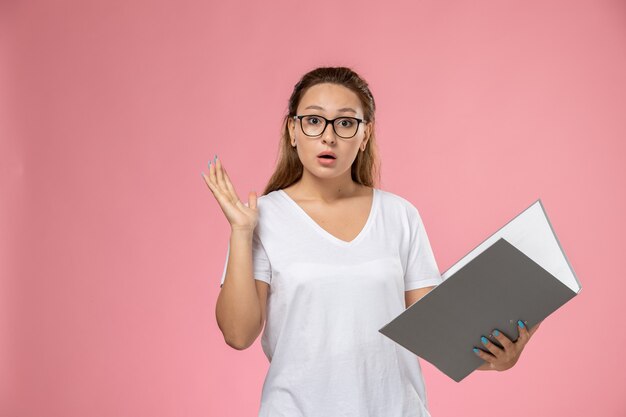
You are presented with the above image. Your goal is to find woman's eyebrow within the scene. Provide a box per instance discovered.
[304,105,357,114]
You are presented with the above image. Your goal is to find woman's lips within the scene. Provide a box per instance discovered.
[317,155,337,166]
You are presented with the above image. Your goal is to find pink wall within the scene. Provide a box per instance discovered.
[3,0,625,416]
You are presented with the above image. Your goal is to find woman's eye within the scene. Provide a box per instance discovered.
[307,117,320,124]
[339,119,353,127]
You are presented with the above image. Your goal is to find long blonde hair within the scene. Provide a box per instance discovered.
[262,66,381,196]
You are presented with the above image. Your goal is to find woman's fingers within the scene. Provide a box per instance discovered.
[204,165,231,208]
[479,335,504,357]
[221,165,244,207]
[248,191,257,210]
[214,158,244,207]
[491,329,514,351]
[220,162,254,212]
[516,320,532,347]
[215,157,227,191]
[472,320,541,372]
[202,170,217,195]
[215,159,258,211]
[473,347,496,365]
[202,156,259,232]
[203,157,259,226]
[209,158,218,187]
[209,157,226,195]
[209,157,234,203]
[205,158,235,207]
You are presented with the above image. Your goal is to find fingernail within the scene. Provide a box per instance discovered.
[473,348,479,354]
[481,336,488,345]
[518,320,525,328]
[214,154,217,163]
[201,172,205,178]
[493,330,500,337]
[208,160,211,168]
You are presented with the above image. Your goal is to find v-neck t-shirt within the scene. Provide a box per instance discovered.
[219,187,443,417]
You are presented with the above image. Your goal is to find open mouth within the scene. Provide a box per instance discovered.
[317,155,337,165]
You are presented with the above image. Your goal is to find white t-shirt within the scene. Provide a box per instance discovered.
[219,187,443,417]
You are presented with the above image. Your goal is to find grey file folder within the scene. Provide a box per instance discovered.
[378,199,581,382]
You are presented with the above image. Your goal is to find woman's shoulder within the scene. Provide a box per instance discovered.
[255,189,296,214]
[255,190,281,207]
[375,187,418,213]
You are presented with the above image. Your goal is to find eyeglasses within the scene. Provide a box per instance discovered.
[293,115,364,139]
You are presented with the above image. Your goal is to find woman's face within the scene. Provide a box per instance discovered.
[288,82,371,180]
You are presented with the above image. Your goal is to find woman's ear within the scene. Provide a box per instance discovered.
[360,123,372,151]
[287,117,295,141]
[288,117,298,147]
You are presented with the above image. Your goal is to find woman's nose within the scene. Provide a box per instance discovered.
[321,123,336,144]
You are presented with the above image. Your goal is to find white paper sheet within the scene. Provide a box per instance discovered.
[440,200,581,294]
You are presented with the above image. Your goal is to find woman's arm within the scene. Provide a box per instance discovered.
[215,228,267,350]
[405,286,436,308]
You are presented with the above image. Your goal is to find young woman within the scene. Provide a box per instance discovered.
[204,67,540,417]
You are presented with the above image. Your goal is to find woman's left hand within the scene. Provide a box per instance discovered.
[474,320,542,372]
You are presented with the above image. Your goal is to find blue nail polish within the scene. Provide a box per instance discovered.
[473,348,479,354]
[481,336,488,345]
[493,330,500,337]
[518,320,525,329]
[208,160,211,168]
[214,154,217,163]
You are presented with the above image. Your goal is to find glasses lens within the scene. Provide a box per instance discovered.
[333,117,359,138]
[301,115,326,136]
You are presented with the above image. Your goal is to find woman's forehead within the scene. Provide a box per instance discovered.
[298,83,362,114]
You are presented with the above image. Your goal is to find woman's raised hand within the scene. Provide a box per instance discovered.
[202,156,258,232]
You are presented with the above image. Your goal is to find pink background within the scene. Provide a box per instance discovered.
[2,0,625,416]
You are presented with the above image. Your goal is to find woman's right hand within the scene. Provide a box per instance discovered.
[202,156,258,232]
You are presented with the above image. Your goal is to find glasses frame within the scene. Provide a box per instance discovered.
[293,114,365,139]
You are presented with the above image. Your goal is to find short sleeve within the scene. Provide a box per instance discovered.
[403,204,443,291]
[219,228,272,288]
